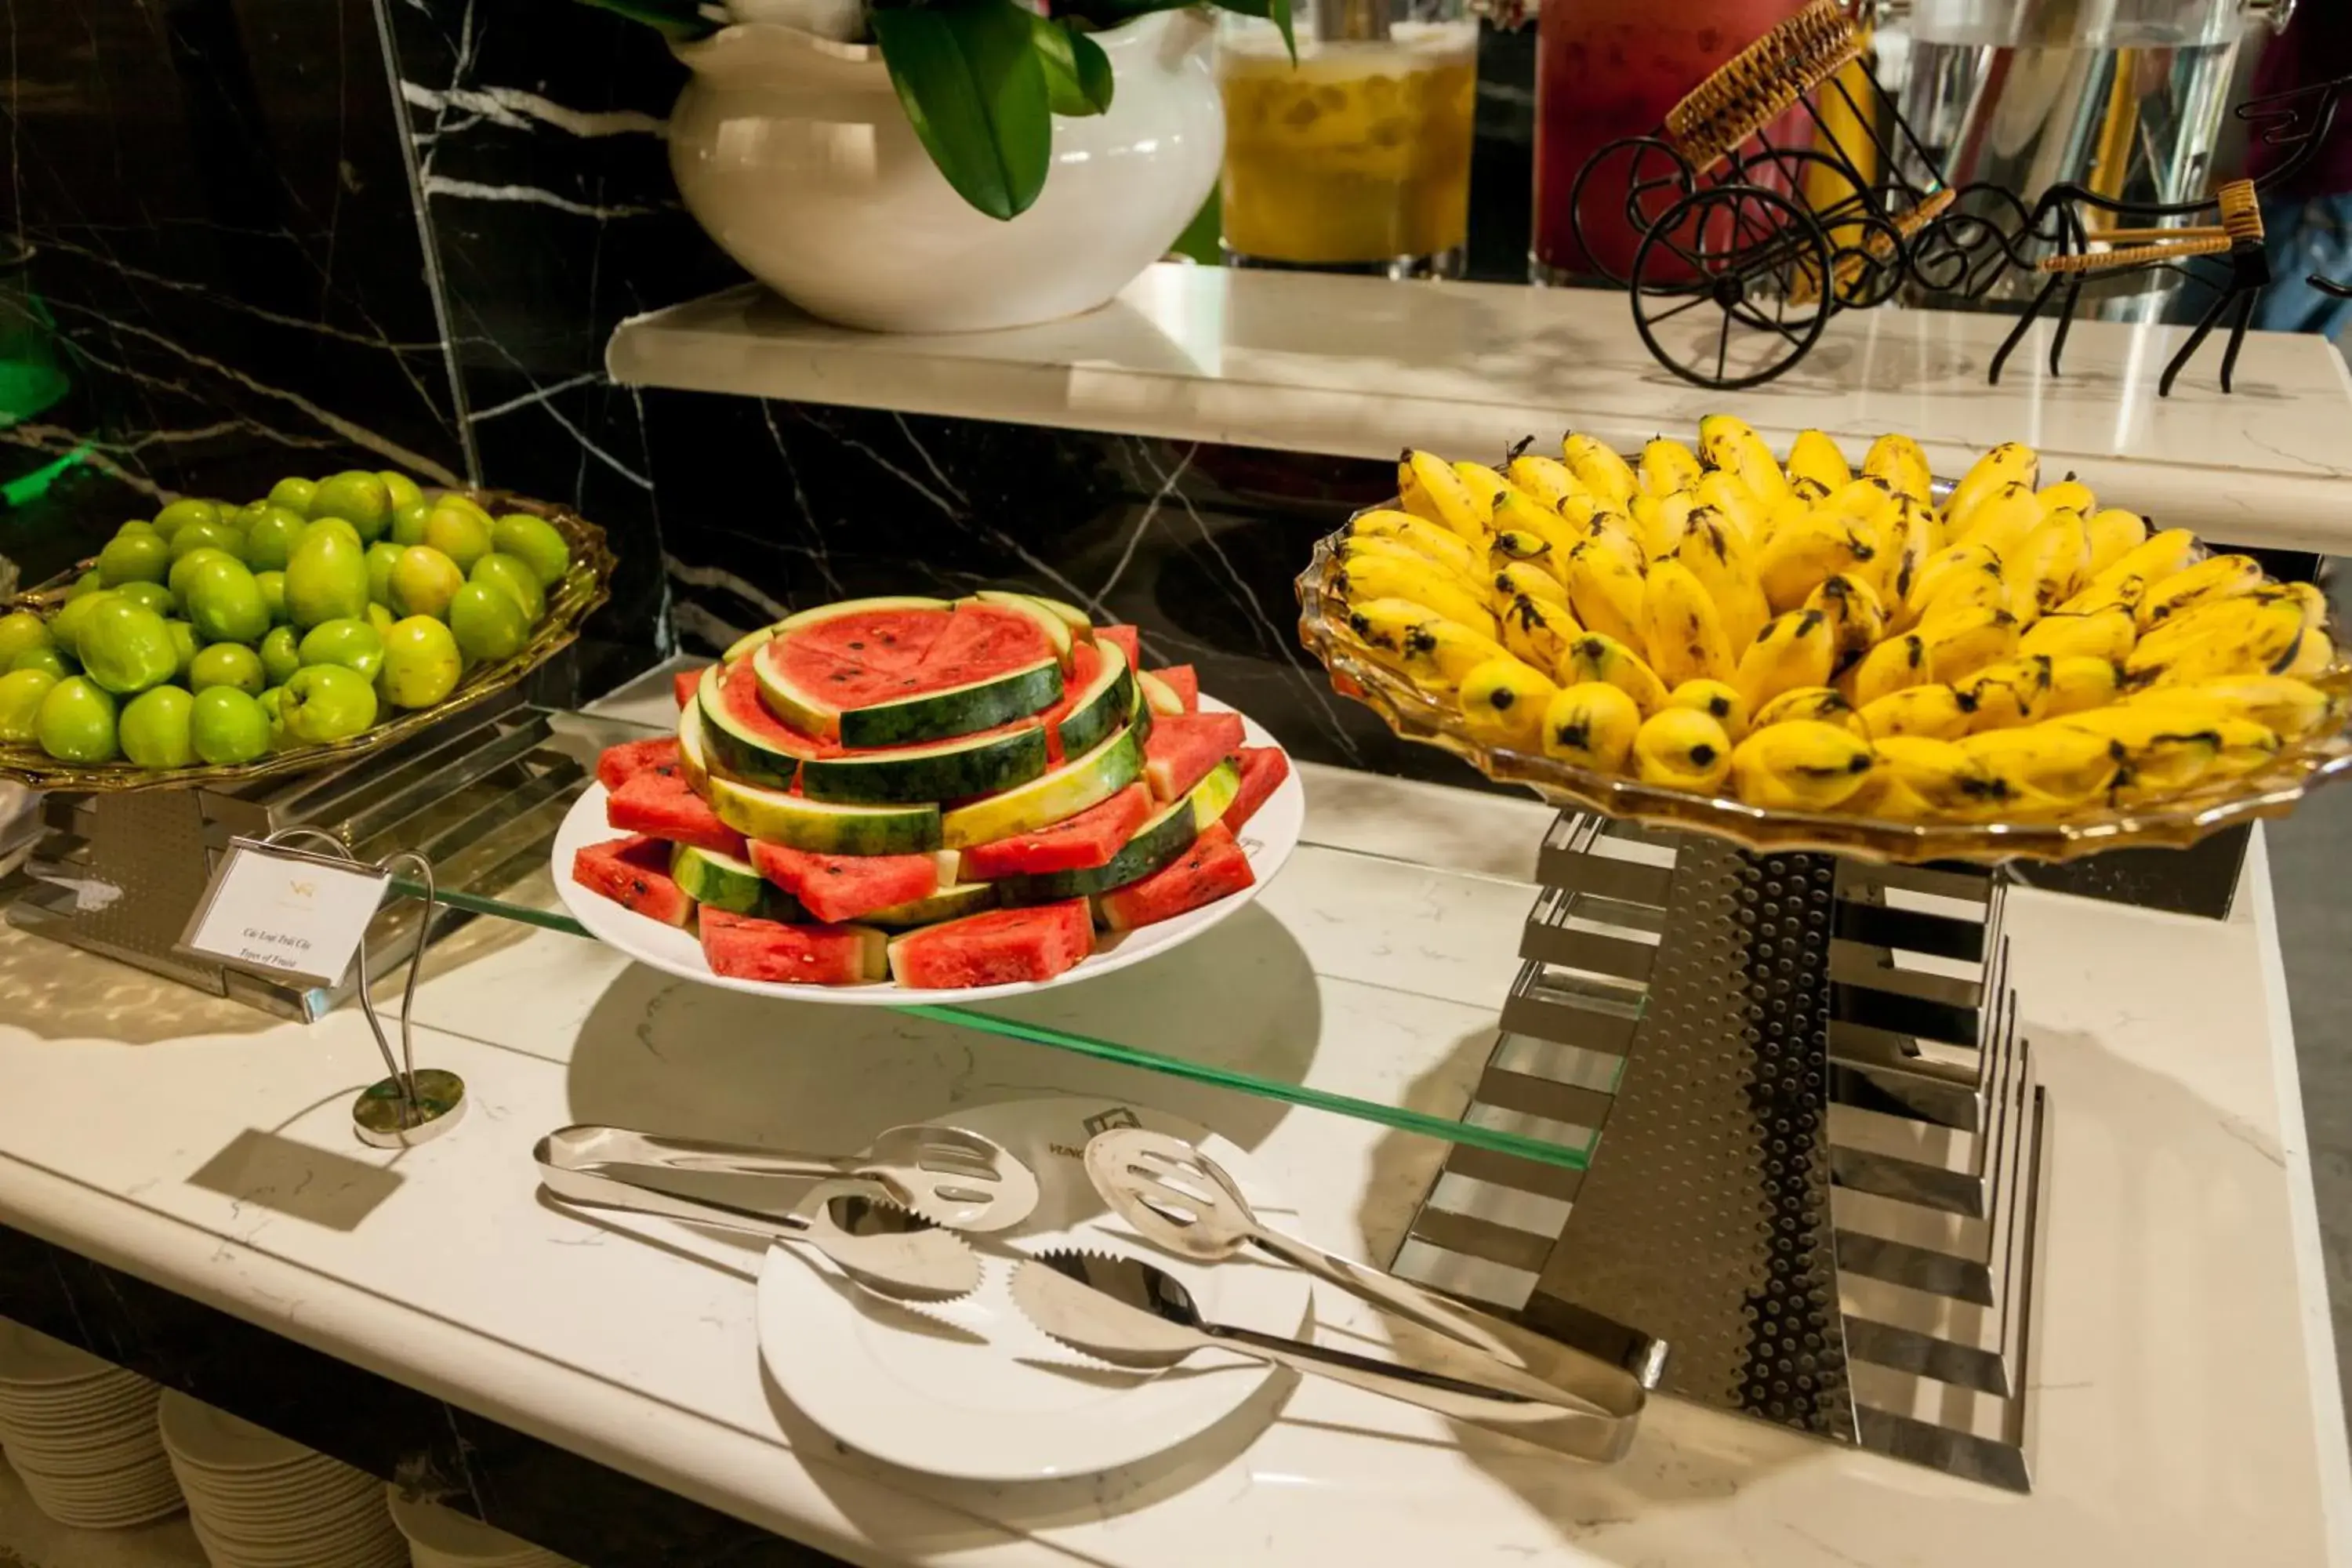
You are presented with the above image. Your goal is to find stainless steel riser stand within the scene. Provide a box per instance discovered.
[1392,814,2049,1490]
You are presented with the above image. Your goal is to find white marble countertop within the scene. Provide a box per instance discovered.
[0,755,2345,1565]
[608,268,2352,550]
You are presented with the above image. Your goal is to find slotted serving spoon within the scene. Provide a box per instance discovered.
[540,1122,1039,1232]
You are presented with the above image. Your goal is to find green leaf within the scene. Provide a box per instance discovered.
[873,0,1053,221]
[1217,0,1295,60]
[1031,15,1113,116]
[1069,29,1116,113]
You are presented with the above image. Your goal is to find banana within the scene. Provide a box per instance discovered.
[1346,599,1512,692]
[2129,591,2289,667]
[2125,598,2303,688]
[1861,433,1934,505]
[2053,705,2218,797]
[2082,506,2148,578]
[1755,685,1859,731]
[1961,723,2122,814]
[1639,437,1705,499]
[1632,707,1735,792]
[1943,441,2041,534]
[1918,604,2021,684]
[1878,495,1937,607]
[1857,735,2005,821]
[1729,720,1878,810]
[1338,536,1486,597]
[2205,716,2283,779]
[2044,655,2123,718]
[1785,429,1853,495]
[1697,414,1791,506]
[1399,450,1492,543]
[1755,492,1817,553]
[2281,580,2329,632]
[1847,631,1931,706]
[1631,489,1696,560]
[1757,514,1879,614]
[1955,655,2054,731]
[1493,485,1587,564]
[1542,681,1642,773]
[2149,674,2333,739]
[1640,559,1736,689]
[1805,574,1888,678]
[1498,592,1579,672]
[2003,507,2091,619]
[1562,433,1638,506]
[2057,528,2200,615]
[1858,683,1973,741]
[1582,508,1651,576]
[1494,561,1573,613]
[1789,477,1832,505]
[1950,482,2044,562]
[1507,452,1587,512]
[1562,631,1670,713]
[1490,529,1560,569]
[1676,512,1771,653]
[2018,606,2136,662]
[1457,655,1559,750]
[1348,510,1483,579]
[1904,544,2010,629]
[1336,551,1501,638]
[2136,553,2264,630]
[1693,470,1769,546]
[1665,678,1751,741]
[1560,541,1648,649]
[2036,476,2097,517]
[2283,626,2336,677]
[1451,460,1517,522]
[1734,608,1836,713]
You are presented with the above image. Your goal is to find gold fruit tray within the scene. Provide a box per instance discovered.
[0,489,615,795]
[1295,525,2352,866]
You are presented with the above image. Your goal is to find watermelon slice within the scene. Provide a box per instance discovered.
[699,909,888,985]
[608,769,748,858]
[1148,666,1199,712]
[706,772,942,855]
[597,738,681,793]
[750,840,941,924]
[572,835,694,927]
[1038,640,1138,764]
[1098,624,1142,672]
[673,669,703,709]
[1225,746,1290,832]
[994,791,1200,903]
[1094,822,1255,931]
[972,590,1076,669]
[797,717,1049,805]
[672,844,803,919]
[699,660,838,789]
[959,783,1155,880]
[781,597,955,672]
[887,900,1095,989]
[1142,711,1247,804]
[861,881,998,928]
[757,601,1062,749]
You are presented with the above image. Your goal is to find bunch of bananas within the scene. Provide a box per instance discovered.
[1326,417,2342,823]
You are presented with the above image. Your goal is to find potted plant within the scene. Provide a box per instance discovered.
[588,0,1293,332]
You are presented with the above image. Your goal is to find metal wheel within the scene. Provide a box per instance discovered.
[1629,183,1834,390]
[1568,136,1700,287]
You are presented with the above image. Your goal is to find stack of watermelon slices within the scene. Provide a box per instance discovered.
[571,594,1291,989]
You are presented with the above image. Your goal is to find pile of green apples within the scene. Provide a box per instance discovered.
[0,470,572,769]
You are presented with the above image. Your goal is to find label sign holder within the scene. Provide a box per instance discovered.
[179,827,467,1149]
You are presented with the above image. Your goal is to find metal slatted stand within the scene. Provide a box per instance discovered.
[1392,814,2048,1490]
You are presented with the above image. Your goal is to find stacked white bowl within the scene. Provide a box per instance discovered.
[0,1319,181,1528]
[387,1486,579,1567]
[158,1390,404,1567]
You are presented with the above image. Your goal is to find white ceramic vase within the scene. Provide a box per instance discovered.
[668,10,1224,333]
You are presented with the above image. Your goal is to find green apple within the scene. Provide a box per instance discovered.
[9,646,71,680]
[389,499,432,549]
[377,615,463,710]
[0,668,56,742]
[167,547,238,603]
[167,517,245,565]
[364,542,402,607]
[387,545,464,620]
[448,582,529,663]
[189,642,266,695]
[267,476,318,517]
[258,625,303,686]
[111,583,174,619]
[256,684,286,742]
[379,471,425,509]
[162,620,200,681]
[489,514,572,589]
[280,663,378,743]
[297,617,383,680]
[34,677,118,763]
[118,684,197,768]
[241,504,310,572]
[470,552,545,623]
[75,598,180,695]
[311,471,393,543]
[365,603,396,637]
[46,589,117,659]
[422,505,492,575]
[153,498,223,541]
[96,529,172,586]
[183,557,270,644]
[255,569,288,625]
[0,612,53,672]
[189,686,270,764]
[285,530,372,629]
[300,517,362,552]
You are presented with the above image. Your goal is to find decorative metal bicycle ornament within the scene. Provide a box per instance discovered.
[1570,0,2350,395]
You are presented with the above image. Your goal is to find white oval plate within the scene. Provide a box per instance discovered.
[757,1097,1309,1482]
[552,695,1304,1006]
